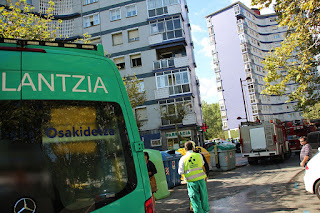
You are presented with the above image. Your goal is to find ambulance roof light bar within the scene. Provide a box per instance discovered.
[0,38,97,51]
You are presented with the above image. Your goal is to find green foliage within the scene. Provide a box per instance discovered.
[122,75,146,109]
[122,75,146,129]
[201,101,224,140]
[302,103,320,120]
[251,0,320,111]
[0,0,61,40]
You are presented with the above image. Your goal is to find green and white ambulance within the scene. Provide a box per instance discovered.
[0,38,154,213]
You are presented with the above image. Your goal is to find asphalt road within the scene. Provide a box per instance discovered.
[155,154,320,213]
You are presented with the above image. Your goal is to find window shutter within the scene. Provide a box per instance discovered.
[114,57,124,64]
[128,29,139,41]
[112,33,123,45]
[130,54,141,60]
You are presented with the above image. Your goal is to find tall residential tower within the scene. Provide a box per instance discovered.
[205,1,303,134]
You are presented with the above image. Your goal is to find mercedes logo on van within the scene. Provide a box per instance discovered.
[14,198,36,213]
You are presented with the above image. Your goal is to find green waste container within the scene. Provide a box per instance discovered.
[209,144,236,171]
[144,149,170,200]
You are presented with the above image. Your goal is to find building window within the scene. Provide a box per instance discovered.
[248,83,255,93]
[216,72,221,81]
[273,34,280,39]
[217,81,222,91]
[110,8,121,21]
[147,0,180,17]
[84,0,98,5]
[163,16,182,40]
[159,97,192,126]
[128,29,139,42]
[126,4,137,17]
[219,100,225,111]
[113,57,125,70]
[234,5,240,14]
[130,54,142,67]
[212,53,219,63]
[221,110,227,119]
[252,105,258,114]
[48,19,74,38]
[150,16,182,41]
[136,80,145,93]
[151,139,162,147]
[112,33,123,46]
[209,35,215,44]
[222,121,228,129]
[244,63,251,72]
[242,53,249,62]
[40,0,73,15]
[241,44,248,52]
[156,68,190,96]
[208,27,214,35]
[26,0,33,5]
[150,20,165,34]
[237,24,244,33]
[83,13,100,28]
[250,94,256,103]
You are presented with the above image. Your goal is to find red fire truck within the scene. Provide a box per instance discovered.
[283,120,317,152]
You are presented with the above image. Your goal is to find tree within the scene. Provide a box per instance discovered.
[201,101,224,140]
[251,0,320,111]
[0,0,60,40]
[303,103,320,120]
[161,102,188,147]
[122,75,146,129]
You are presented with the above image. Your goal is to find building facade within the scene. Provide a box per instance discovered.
[205,1,303,133]
[1,0,204,149]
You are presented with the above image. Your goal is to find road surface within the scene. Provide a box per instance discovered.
[156,154,320,212]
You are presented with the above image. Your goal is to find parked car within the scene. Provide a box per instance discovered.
[304,147,320,199]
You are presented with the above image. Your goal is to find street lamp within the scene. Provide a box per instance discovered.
[238,77,251,122]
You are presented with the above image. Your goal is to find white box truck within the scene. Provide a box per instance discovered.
[239,120,291,165]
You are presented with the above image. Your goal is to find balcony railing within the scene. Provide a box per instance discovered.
[153,58,174,70]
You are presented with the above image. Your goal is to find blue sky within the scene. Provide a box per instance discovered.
[187,0,273,104]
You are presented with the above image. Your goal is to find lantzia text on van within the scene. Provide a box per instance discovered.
[1,72,108,93]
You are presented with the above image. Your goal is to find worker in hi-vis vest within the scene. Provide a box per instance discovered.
[178,141,209,213]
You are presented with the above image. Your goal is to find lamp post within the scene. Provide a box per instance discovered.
[238,77,251,122]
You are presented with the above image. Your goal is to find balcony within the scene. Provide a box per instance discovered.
[149,31,185,46]
[183,113,196,125]
[167,4,182,14]
[155,87,170,99]
[153,58,174,70]
[153,56,189,70]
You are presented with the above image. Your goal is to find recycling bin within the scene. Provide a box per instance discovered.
[144,149,170,200]
[209,144,236,171]
[160,151,175,188]
[208,145,219,171]
[166,150,182,187]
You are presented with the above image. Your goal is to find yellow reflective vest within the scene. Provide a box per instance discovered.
[183,152,207,182]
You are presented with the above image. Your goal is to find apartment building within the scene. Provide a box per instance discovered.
[205,1,303,133]
[1,0,204,149]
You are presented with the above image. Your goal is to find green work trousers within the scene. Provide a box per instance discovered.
[187,179,209,213]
